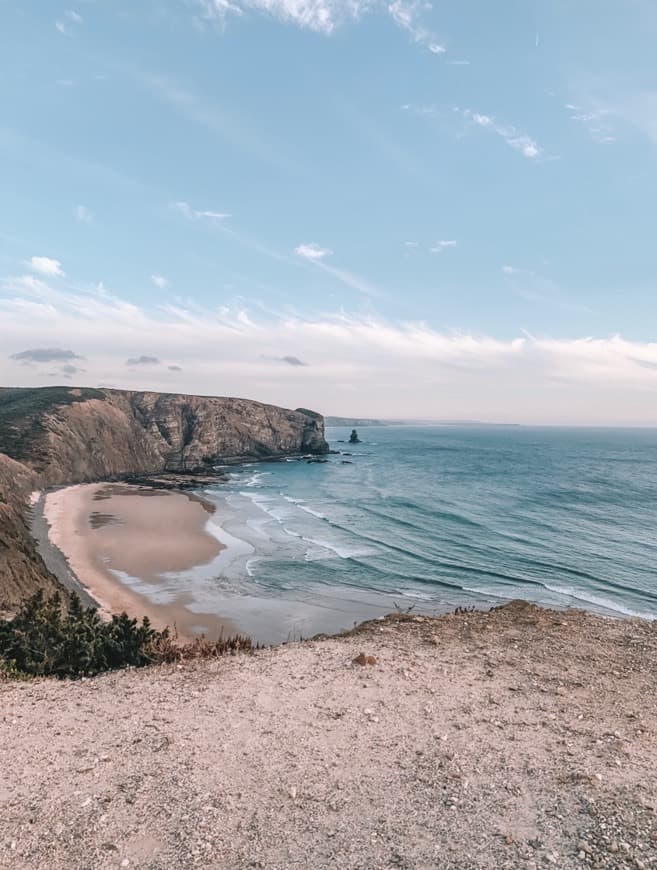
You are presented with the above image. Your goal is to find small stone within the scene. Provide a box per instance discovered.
[353,653,378,666]
[121,861,130,868]
[577,840,592,855]
[289,787,297,799]
[430,635,439,646]
[609,841,619,853]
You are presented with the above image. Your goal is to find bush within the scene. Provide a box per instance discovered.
[0,590,162,678]
[0,590,257,679]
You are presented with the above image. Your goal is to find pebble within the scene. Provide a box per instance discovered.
[289,787,297,800]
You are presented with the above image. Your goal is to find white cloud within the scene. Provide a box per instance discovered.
[387,0,445,54]
[74,204,93,223]
[295,243,333,260]
[502,265,520,274]
[461,109,543,159]
[28,257,64,278]
[566,102,616,144]
[4,276,657,423]
[173,201,231,221]
[431,240,456,253]
[194,0,444,52]
[55,20,67,34]
[195,0,364,35]
[294,245,382,296]
[65,9,83,23]
[404,241,419,248]
[151,275,169,289]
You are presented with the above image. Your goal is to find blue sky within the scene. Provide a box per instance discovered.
[2,0,657,423]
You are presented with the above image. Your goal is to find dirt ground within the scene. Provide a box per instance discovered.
[1,602,656,869]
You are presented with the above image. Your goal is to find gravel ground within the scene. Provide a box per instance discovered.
[1,601,656,869]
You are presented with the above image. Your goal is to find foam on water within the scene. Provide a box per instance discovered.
[127,425,657,641]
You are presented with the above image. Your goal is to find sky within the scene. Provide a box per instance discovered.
[2,0,657,424]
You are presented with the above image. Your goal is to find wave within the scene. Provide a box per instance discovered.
[542,584,657,620]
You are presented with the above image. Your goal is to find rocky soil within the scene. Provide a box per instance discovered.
[2,602,656,869]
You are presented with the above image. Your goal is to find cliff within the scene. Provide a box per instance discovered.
[0,454,63,613]
[0,386,328,485]
[0,386,328,609]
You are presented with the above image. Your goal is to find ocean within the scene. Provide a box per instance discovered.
[151,425,657,643]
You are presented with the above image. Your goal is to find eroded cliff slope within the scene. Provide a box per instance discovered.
[0,386,328,485]
[0,386,328,608]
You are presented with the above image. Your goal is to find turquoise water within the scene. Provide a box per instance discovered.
[151,425,657,642]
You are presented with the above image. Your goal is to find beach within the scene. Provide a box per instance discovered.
[41,483,237,640]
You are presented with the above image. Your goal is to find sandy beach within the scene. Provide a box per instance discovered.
[42,483,238,640]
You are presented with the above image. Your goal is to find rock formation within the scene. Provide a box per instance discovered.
[0,386,328,610]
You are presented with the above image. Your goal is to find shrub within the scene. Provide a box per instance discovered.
[0,590,161,678]
[0,590,257,679]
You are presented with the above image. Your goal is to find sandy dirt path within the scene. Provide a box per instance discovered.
[1,602,656,869]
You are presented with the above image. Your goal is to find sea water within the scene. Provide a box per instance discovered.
[168,425,657,643]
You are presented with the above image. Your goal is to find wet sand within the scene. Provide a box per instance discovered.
[43,483,238,640]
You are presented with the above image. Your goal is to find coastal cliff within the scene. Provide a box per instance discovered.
[0,386,328,485]
[0,386,328,609]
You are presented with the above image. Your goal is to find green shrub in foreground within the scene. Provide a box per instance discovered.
[0,590,161,678]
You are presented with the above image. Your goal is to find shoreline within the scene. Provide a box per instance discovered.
[36,482,240,641]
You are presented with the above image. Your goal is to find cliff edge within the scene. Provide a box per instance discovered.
[0,386,328,609]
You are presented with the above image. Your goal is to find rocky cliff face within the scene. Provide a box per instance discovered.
[0,386,328,609]
[0,387,328,486]
[0,454,61,613]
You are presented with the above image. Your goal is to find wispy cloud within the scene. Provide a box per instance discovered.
[55,9,83,35]
[566,103,616,144]
[431,240,456,253]
[500,265,586,312]
[151,275,169,289]
[74,204,93,223]
[137,71,299,173]
[194,0,445,53]
[294,245,382,297]
[173,201,231,221]
[28,256,64,278]
[460,109,543,159]
[3,276,657,423]
[387,0,445,53]
[295,243,333,260]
